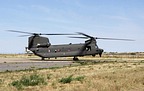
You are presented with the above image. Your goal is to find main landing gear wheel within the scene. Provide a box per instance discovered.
[73,57,79,61]
[99,53,102,57]
[41,57,45,60]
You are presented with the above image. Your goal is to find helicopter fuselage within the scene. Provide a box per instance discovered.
[27,35,103,60]
[30,43,103,59]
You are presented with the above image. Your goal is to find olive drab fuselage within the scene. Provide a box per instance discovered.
[28,35,103,60]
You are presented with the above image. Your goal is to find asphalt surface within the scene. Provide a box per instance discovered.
[0,58,75,72]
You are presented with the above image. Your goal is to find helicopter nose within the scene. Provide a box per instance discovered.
[96,48,104,53]
[100,49,104,52]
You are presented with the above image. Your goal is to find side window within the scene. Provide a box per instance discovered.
[68,48,71,51]
[95,45,98,48]
[55,50,57,53]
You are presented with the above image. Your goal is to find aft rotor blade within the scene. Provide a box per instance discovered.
[6,30,33,35]
[96,37,134,41]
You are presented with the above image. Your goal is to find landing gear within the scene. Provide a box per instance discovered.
[41,57,45,60]
[73,57,79,61]
[92,54,95,57]
[99,53,102,57]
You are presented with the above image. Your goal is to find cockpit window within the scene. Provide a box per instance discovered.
[95,45,98,48]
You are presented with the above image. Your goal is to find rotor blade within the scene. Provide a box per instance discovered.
[18,35,31,37]
[68,36,88,39]
[7,30,77,36]
[42,33,77,35]
[6,30,33,35]
[76,32,93,38]
[96,37,134,41]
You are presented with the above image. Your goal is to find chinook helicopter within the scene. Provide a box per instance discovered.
[7,30,134,60]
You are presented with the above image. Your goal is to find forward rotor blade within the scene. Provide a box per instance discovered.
[76,32,93,38]
[6,30,33,35]
[69,36,88,39]
[96,37,134,41]
[72,32,134,41]
[42,33,77,35]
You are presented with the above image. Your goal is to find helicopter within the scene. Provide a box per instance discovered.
[7,30,134,60]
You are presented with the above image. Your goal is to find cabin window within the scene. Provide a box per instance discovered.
[57,49,61,52]
[68,48,71,51]
[36,48,39,51]
[95,45,98,48]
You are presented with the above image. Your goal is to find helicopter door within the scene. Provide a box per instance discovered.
[86,46,91,51]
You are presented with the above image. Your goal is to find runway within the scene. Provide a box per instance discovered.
[0,58,75,72]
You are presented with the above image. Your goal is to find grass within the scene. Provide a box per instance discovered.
[59,75,73,84]
[59,75,85,84]
[0,53,144,91]
[11,73,47,90]
[0,62,143,91]
[74,76,85,82]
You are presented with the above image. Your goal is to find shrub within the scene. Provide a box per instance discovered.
[11,74,47,90]
[59,75,85,84]
[59,75,73,84]
[130,53,136,55]
[47,74,52,79]
[74,76,85,82]
[0,79,3,84]
[11,80,23,90]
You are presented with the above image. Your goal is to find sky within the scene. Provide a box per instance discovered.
[0,0,144,53]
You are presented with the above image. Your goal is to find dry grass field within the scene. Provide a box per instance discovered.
[0,52,144,91]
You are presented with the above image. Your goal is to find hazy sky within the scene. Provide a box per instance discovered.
[0,0,144,53]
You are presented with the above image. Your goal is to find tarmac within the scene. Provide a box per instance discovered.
[0,58,75,72]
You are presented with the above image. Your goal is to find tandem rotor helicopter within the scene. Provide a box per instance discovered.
[7,30,134,60]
